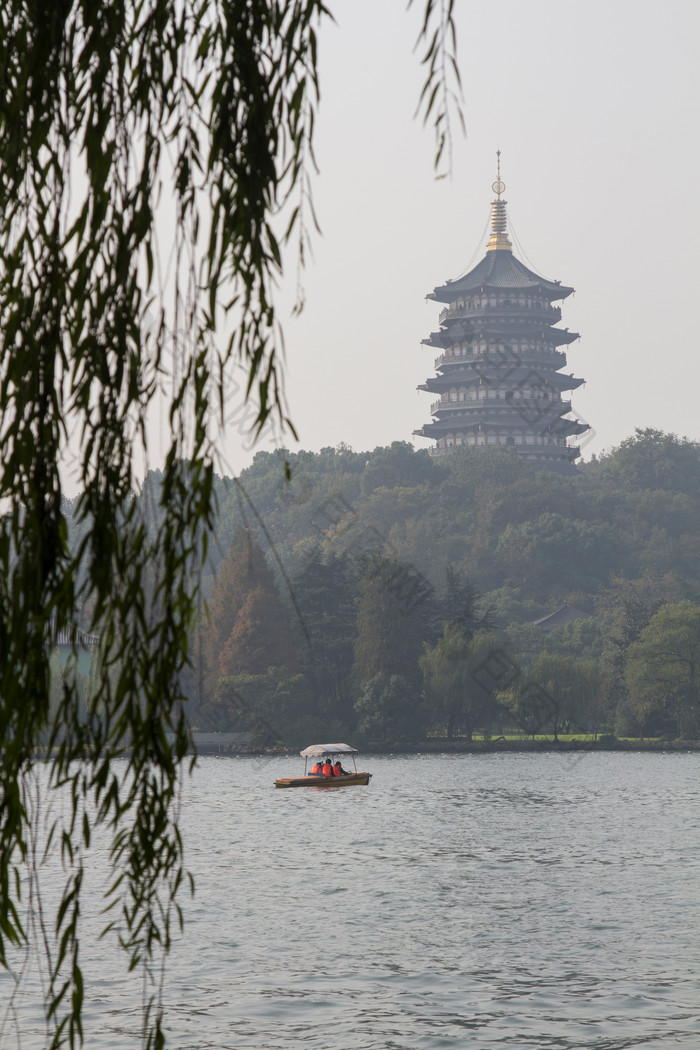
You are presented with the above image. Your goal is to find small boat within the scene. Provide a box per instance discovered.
[274,743,372,789]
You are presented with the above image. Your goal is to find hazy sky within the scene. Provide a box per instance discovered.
[219,0,697,475]
[169,0,700,481]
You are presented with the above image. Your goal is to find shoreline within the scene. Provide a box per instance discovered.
[206,737,700,757]
[361,738,700,755]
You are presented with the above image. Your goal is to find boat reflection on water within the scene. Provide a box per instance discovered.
[274,743,372,789]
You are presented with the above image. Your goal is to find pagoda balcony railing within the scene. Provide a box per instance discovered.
[522,443,581,458]
[438,303,562,325]
[430,397,571,416]
[427,441,580,458]
[434,346,566,369]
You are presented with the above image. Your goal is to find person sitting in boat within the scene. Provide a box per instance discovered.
[310,761,323,776]
[333,760,349,777]
[322,759,335,777]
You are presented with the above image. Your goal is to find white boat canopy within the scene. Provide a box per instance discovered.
[299,743,359,758]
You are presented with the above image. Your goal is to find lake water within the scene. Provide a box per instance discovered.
[2,752,699,1049]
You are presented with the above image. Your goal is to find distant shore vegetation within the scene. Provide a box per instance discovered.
[62,427,700,749]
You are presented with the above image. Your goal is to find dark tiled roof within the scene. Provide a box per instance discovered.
[423,323,579,349]
[429,250,573,302]
[424,368,585,393]
[418,412,589,437]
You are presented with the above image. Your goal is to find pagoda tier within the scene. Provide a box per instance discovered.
[419,415,589,438]
[420,368,584,395]
[414,161,589,472]
[423,320,579,349]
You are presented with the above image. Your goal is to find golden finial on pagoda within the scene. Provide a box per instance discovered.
[487,149,512,252]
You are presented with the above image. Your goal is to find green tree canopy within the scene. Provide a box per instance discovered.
[624,601,700,739]
[290,547,358,728]
[352,555,432,690]
[215,668,313,747]
[596,429,700,496]
[496,513,619,599]
[527,653,603,738]
[420,628,503,741]
[360,441,439,496]
[354,673,427,745]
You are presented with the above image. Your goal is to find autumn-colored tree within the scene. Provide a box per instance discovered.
[202,528,282,687]
[219,585,298,677]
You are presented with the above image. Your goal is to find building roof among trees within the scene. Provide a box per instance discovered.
[533,604,592,631]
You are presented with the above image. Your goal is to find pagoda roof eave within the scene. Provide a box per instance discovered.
[428,250,573,303]
[422,326,579,349]
[417,412,589,435]
[548,419,590,436]
[422,370,585,392]
[419,418,557,434]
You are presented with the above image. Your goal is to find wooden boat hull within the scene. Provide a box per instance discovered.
[274,772,372,789]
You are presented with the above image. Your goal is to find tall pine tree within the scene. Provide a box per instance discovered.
[291,547,358,729]
[352,556,431,691]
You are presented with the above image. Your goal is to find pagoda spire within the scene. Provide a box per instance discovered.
[486,150,512,252]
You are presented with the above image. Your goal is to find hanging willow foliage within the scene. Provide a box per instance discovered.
[0,1,460,1047]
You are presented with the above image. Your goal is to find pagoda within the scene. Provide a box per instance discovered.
[414,157,589,471]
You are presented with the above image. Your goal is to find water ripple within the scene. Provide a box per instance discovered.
[2,752,699,1049]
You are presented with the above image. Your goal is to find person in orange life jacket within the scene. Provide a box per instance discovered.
[322,760,334,777]
[333,760,348,776]
[310,761,323,775]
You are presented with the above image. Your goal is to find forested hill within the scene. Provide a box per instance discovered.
[212,428,700,611]
[156,426,699,745]
[69,427,697,746]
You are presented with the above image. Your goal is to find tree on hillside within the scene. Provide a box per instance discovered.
[420,628,504,740]
[481,587,544,628]
[439,445,525,493]
[624,601,700,739]
[496,513,619,600]
[215,668,313,747]
[354,673,427,745]
[291,547,358,730]
[544,618,603,662]
[433,565,493,639]
[219,586,298,678]
[352,556,432,690]
[198,526,299,684]
[595,429,700,496]
[598,572,684,731]
[0,3,462,1040]
[361,441,440,495]
[203,529,279,685]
